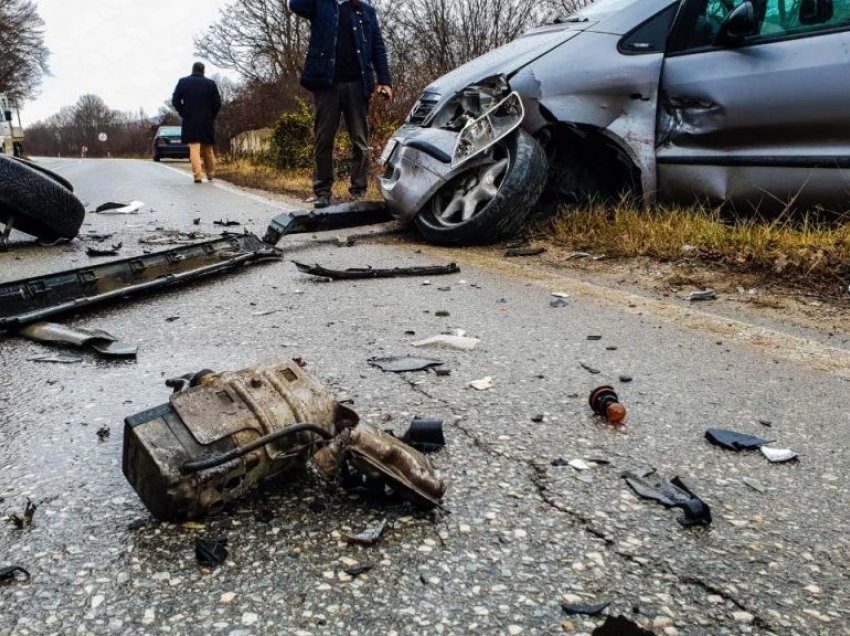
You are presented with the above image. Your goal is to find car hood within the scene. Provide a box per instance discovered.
[422,24,588,106]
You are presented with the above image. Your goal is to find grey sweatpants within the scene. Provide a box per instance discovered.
[312,81,370,197]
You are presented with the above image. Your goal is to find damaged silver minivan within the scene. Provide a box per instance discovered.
[379,0,850,245]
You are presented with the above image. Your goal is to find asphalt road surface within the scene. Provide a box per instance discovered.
[2,158,849,636]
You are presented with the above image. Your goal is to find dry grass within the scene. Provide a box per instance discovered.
[546,199,850,290]
[215,158,383,203]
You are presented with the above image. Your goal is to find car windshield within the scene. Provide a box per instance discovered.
[551,0,644,22]
[158,126,181,137]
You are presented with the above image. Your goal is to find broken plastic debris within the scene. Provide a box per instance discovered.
[8,499,37,529]
[568,459,592,471]
[705,428,770,451]
[344,520,386,545]
[742,477,765,492]
[504,246,545,257]
[294,260,459,280]
[760,446,798,463]
[96,425,110,441]
[27,352,82,364]
[592,616,655,636]
[19,322,138,358]
[85,243,122,257]
[94,200,144,214]
[343,564,373,578]
[580,362,601,375]
[400,418,445,454]
[412,334,480,351]
[0,565,30,582]
[213,219,241,227]
[550,292,570,308]
[195,538,228,567]
[561,600,610,616]
[469,377,494,391]
[369,356,444,373]
[623,470,712,527]
[551,458,569,467]
[565,252,592,260]
[684,289,717,301]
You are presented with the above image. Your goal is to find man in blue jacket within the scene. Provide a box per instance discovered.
[289,0,393,208]
[172,63,222,184]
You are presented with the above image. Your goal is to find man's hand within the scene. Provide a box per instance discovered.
[377,85,394,102]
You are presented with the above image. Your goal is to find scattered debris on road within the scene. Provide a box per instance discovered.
[195,538,228,568]
[761,446,799,463]
[580,362,602,375]
[93,201,144,214]
[19,322,138,358]
[561,600,610,616]
[412,333,480,350]
[619,375,633,383]
[263,202,393,246]
[0,234,281,331]
[369,356,444,373]
[0,565,30,582]
[623,469,712,527]
[705,429,770,451]
[343,564,373,578]
[684,289,717,301]
[96,425,110,441]
[27,352,82,364]
[550,292,570,308]
[213,219,241,227]
[589,386,627,424]
[531,414,544,423]
[8,499,37,529]
[85,243,123,257]
[344,520,386,545]
[469,376,494,391]
[742,477,765,492]
[138,230,210,245]
[294,260,460,281]
[504,246,545,257]
[400,418,445,454]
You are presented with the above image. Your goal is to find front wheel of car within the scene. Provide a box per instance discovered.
[414,129,548,246]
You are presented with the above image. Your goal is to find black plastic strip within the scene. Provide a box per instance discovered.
[403,140,452,164]
[657,155,850,169]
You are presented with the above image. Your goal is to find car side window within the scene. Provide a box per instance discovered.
[673,0,850,51]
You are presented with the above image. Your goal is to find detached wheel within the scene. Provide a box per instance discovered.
[0,156,85,240]
[414,129,548,246]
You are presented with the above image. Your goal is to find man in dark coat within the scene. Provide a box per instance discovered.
[172,62,222,183]
[289,0,392,208]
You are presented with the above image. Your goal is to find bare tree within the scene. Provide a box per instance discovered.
[194,0,307,84]
[0,0,50,102]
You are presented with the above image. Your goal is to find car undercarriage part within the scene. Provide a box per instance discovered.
[123,360,360,521]
[293,260,460,281]
[0,233,281,331]
[18,321,138,358]
[262,201,393,246]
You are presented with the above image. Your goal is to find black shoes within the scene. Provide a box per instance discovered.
[314,194,331,209]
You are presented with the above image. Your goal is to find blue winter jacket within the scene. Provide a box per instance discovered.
[289,0,392,96]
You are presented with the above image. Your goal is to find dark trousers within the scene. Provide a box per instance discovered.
[313,81,370,197]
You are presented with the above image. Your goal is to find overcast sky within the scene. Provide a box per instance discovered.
[24,0,234,126]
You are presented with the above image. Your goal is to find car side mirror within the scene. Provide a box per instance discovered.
[799,0,833,24]
[4,111,12,123]
[716,1,759,46]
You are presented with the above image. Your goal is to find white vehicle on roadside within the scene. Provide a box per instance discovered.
[0,93,24,157]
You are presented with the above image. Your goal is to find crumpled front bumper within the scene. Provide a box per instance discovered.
[378,126,461,225]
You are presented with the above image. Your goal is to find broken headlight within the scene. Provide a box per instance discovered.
[429,75,511,131]
[451,92,524,168]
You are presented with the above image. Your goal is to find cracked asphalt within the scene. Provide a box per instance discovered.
[2,158,849,636]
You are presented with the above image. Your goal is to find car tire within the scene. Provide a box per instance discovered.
[414,129,548,246]
[0,156,85,240]
[10,156,76,192]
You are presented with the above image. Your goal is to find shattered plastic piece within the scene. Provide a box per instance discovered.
[8,499,37,529]
[27,352,82,364]
[589,386,627,425]
[195,538,228,567]
[435,310,450,317]
[761,446,798,463]
[619,375,633,383]
[369,356,444,373]
[504,246,545,257]
[19,322,138,358]
[0,234,281,330]
[96,425,110,441]
[568,459,592,471]
[623,470,712,527]
[344,520,386,545]
[0,565,30,582]
[412,334,480,351]
[531,414,544,423]
[213,219,241,227]
[592,616,656,636]
[469,377,494,391]
[400,418,445,454]
[294,260,460,280]
[580,362,601,375]
[742,477,765,492]
[551,458,569,467]
[85,243,122,257]
[587,335,602,341]
[263,202,393,246]
[684,289,717,301]
[94,200,144,214]
[561,601,610,616]
[565,252,592,260]
[343,564,373,578]
[705,429,770,451]
[759,419,773,427]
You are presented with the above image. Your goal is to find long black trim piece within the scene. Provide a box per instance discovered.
[404,140,452,164]
[657,155,850,169]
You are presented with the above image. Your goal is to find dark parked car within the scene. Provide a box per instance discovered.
[152,126,188,162]
[379,0,850,245]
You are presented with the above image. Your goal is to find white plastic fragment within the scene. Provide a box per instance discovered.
[684,289,717,301]
[469,377,494,391]
[568,459,591,471]
[96,200,145,214]
[761,446,798,463]
[412,335,480,351]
